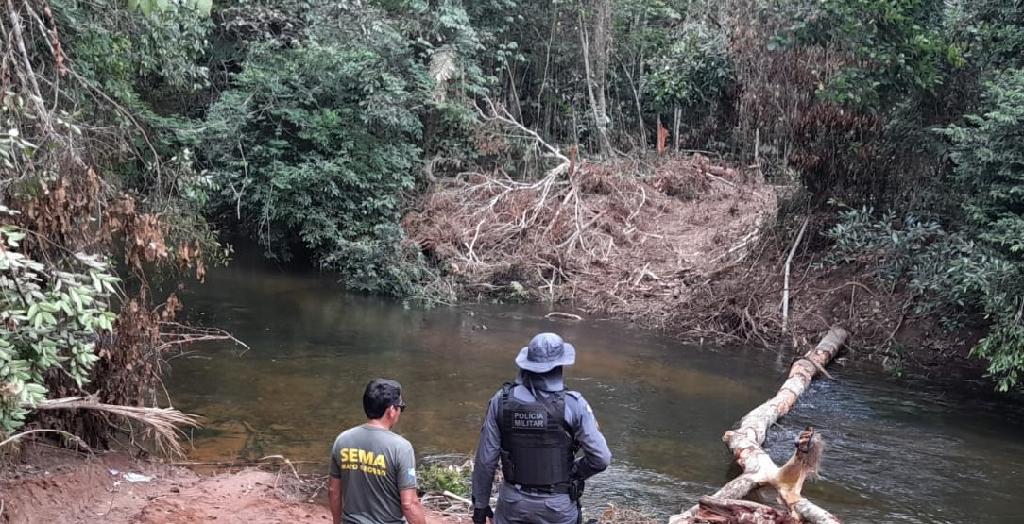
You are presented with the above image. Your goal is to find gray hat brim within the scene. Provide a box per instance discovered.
[515,342,575,373]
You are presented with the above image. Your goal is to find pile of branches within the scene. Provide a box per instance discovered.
[405,102,775,333]
[406,162,652,301]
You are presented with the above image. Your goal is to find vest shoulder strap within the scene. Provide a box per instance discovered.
[532,388,572,435]
[497,382,513,427]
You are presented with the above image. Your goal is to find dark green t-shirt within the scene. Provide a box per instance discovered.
[330,425,417,524]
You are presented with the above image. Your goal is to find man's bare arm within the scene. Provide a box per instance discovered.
[329,477,344,524]
[400,487,427,524]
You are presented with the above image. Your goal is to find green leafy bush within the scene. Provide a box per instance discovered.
[204,3,430,295]
[646,20,733,114]
[0,223,118,434]
[826,206,1024,390]
[789,0,951,110]
[943,68,1024,390]
[826,206,946,287]
[417,463,471,497]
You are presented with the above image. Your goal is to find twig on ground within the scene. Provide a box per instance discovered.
[883,297,914,346]
[259,455,301,481]
[704,172,737,188]
[168,460,319,467]
[807,281,875,296]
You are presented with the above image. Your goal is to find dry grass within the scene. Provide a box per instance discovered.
[29,396,199,457]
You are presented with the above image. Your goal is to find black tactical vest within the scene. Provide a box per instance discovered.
[497,383,574,488]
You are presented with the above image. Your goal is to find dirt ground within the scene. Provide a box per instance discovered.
[0,447,460,524]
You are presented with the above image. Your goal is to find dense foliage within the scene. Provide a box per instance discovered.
[944,69,1024,390]
[790,0,951,110]
[793,0,1024,389]
[5,0,1024,413]
[2,0,214,439]
[204,5,426,294]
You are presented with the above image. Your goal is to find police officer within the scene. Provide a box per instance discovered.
[471,332,611,524]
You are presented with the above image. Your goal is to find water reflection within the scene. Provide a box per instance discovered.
[168,266,1024,522]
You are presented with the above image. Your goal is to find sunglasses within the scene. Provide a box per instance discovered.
[393,401,407,412]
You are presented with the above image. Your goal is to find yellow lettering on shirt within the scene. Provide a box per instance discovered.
[338,448,388,476]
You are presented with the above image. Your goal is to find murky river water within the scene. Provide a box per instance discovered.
[166,265,1024,523]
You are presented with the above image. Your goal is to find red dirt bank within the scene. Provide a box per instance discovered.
[0,448,459,524]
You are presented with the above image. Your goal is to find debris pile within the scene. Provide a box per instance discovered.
[404,154,775,333]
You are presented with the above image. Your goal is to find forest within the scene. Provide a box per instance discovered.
[2,0,1024,447]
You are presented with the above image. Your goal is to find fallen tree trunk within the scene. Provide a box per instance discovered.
[669,327,849,524]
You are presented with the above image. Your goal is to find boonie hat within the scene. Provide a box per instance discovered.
[516,332,576,373]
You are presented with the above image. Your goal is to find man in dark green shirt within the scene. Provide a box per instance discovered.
[330,379,426,524]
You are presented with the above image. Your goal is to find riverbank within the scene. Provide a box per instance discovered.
[0,446,462,524]
[404,154,989,384]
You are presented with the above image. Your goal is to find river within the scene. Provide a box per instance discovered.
[166,265,1024,523]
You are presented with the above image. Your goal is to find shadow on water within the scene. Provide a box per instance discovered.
[167,265,1024,523]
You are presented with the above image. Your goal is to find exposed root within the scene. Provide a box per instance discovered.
[0,429,92,452]
[28,397,199,457]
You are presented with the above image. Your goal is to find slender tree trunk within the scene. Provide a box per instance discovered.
[535,13,558,130]
[622,61,646,152]
[673,106,681,153]
[578,0,613,158]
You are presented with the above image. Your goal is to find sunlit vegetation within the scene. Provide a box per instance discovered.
[3,0,1024,447]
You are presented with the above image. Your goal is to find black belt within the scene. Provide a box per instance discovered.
[515,483,571,495]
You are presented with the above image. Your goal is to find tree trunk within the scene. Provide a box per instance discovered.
[673,106,682,153]
[669,328,848,524]
[578,0,612,157]
[622,61,646,151]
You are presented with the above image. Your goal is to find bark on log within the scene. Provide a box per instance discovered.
[696,497,786,524]
[669,327,849,524]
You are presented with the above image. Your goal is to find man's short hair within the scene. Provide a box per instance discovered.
[363,378,402,419]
